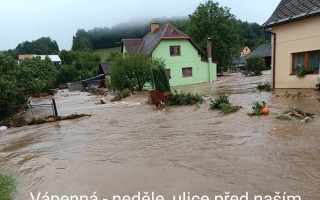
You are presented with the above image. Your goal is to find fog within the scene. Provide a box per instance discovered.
[0,0,281,50]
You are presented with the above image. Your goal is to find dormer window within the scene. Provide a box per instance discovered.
[170,46,180,56]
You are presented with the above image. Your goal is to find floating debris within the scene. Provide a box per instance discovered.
[274,108,315,123]
[275,115,292,121]
[283,108,314,119]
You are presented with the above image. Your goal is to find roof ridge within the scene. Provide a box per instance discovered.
[262,0,320,28]
[138,40,145,52]
[161,23,170,38]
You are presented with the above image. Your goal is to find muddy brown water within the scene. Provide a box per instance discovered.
[1,71,320,200]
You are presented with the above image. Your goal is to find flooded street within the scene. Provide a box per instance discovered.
[1,71,320,200]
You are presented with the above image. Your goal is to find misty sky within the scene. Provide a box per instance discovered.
[0,0,281,51]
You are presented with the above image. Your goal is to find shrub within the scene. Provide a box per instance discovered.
[209,94,230,109]
[0,77,27,119]
[167,90,203,105]
[209,94,241,114]
[152,60,170,92]
[257,82,271,92]
[245,56,266,76]
[110,54,153,91]
[219,103,241,115]
[251,101,267,116]
[57,65,80,84]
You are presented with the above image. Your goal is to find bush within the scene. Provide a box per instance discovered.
[167,90,203,105]
[245,56,266,76]
[57,65,80,84]
[0,77,27,119]
[257,82,271,92]
[251,101,267,116]
[15,57,58,95]
[152,60,170,92]
[209,94,230,109]
[110,54,153,91]
[209,94,241,114]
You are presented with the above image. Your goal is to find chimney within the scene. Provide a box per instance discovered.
[207,37,212,59]
[151,23,160,33]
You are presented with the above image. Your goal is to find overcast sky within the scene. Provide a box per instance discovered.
[0,0,281,51]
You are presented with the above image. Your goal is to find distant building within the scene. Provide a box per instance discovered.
[247,44,272,69]
[261,0,320,88]
[18,54,62,67]
[240,46,250,57]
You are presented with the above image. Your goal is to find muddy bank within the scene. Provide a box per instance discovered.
[0,71,319,200]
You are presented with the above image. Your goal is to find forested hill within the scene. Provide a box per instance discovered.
[72,17,270,51]
[72,17,189,51]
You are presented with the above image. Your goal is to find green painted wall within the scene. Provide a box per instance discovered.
[152,40,216,86]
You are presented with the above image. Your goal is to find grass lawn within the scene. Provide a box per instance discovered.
[0,174,16,200]
[94,46,121,60]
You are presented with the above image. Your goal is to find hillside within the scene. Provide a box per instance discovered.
[94,46,121,60]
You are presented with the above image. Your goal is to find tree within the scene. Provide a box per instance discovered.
[237,21,270,49]
[187,0,242,74]
[72,29,93,51]
[245,56,266,76]
[0,54,16,74]
[152,59,170,92]
[0,77,26,119]
[57,65,80,84]
[59,50,101,80]
[16,37,59,54]
[15,57,58,94]
[110,54,155,91]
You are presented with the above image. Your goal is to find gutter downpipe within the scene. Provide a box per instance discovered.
[264,28,277,90]
[271,32,276,90]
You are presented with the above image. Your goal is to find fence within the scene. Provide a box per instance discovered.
[26,99,58,119]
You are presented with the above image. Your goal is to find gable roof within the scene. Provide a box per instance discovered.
[262,0,320,28]
[122,23,204,55]
[99,61,111,75]
[247,44,272,58]
[122,39,144,53]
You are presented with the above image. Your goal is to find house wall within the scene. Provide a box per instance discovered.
[152,40,216,86]
[272,15,320,88]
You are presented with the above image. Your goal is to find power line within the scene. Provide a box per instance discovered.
[174,0,207,17]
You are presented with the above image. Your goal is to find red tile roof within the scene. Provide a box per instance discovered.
[122,23,204,56]
[122,39,144,53]
[18,54,34,61]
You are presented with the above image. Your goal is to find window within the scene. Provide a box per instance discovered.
[166,69,171,79]
[292,50,320,73]
[182,67,192,77]
[170,46,180,56]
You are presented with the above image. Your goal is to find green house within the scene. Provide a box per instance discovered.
[122,23,217,86]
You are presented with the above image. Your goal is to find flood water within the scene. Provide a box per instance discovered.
[1,71,319,200]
